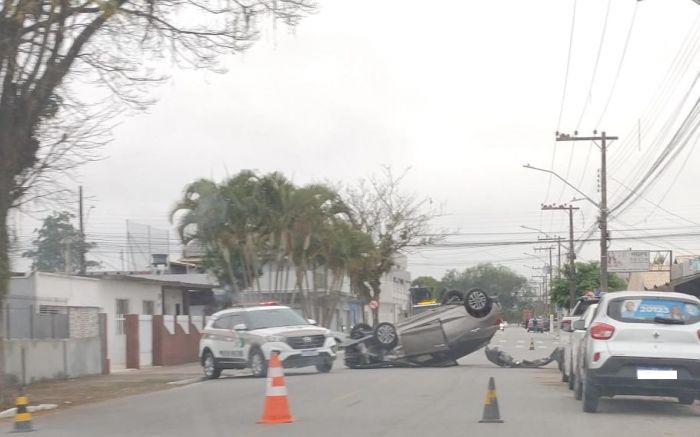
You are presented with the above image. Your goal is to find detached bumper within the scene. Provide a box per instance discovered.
[588,356,700,397]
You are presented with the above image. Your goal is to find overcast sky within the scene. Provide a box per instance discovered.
[10,0,700,282]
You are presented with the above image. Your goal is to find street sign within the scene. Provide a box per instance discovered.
[369,300,379,310]
[607,250,650,272]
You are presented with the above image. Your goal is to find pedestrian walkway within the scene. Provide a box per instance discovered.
[1,362,205,416]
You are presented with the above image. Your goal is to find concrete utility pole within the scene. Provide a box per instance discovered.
[79,186,86,275]
[542,204,580,312]
[556,131,617,293]
[534,246,554,314]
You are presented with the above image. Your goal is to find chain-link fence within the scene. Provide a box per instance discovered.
[2,305,69,339]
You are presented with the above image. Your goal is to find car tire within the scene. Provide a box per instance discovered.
[441,290,465,305]
[374,322,398,349]
[582,379,600,413]
[350,323,373,340]
[249,348,268,378]
[561,363,569,383]
[568,372,575,390]
[678,395,694,405]
[464,288,493,318]
[202,350,222,380]
[316,359,334,373]
[574,376,583,400]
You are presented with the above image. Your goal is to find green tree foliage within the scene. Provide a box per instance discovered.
[22,212,99,273]
[441,263,530,321]
[171,170,375,325]
[550,261,627,307]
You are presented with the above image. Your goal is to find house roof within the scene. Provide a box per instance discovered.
[15,271,215,290]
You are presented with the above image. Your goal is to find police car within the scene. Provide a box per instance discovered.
[199,302,337,378]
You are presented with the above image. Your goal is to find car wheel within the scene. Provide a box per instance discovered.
[316,359,334,373]
[202,351,222,380]
[350,323,373,340]
[574,376,583,400]
[464,288,493,318]
[561,363,569,383]
[568,372,575,390]
[441,290,465,305]
[678,395,695,405]
[249,348,268,378]
[374,322,398,349]
[582,379,600,413]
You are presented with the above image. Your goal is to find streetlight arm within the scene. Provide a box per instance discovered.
[523,164,600,208]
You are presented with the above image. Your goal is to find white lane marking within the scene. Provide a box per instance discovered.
[498,340,508,343]
[515,345,524,348]
[516,340,525,343]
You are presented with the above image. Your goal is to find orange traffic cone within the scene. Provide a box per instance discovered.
[258,352,294,424]
[479,377,504,423]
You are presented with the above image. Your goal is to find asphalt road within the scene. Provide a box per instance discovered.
[7,327,700,437]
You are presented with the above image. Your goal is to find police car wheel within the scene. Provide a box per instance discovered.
[316,359,333,373]
[250,348,268,377]
[203,351,221,380]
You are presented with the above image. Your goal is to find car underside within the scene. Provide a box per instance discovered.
[344,288,502,368]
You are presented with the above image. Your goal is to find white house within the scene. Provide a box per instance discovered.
[7,272,216,369]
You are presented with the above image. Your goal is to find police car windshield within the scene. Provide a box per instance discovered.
[246,308,309,329]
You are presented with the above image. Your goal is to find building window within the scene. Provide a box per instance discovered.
[39,305,67,315]
[116,299,129,334]
[142,301,155,315]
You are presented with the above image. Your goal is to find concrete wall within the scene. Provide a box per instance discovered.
[3,337,103,384]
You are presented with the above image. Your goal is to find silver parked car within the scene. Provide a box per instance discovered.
[578,291,700,412]
[344,288,501,368]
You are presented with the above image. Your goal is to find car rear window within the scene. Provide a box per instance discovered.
[607,297,700,324]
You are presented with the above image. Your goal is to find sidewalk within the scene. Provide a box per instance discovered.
[1,362,205,415]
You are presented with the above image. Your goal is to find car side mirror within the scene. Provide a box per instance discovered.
[308,319,318,326]
[572,319,586,331]
[233,323,247,331]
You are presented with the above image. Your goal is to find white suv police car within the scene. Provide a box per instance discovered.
[199,303,337,378]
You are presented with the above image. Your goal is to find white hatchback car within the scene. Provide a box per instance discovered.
[569,303,598,394]
[199,304,337,378]
[578,291,700,412]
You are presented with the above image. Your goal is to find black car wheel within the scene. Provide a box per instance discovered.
[568,372,575,390]
[574,376,583,400]
[316,359,334,373]
[374,322,398,349]
[678,395,695,405]
[464,288,493,318]
[350,323,373,340]
[441,290,465,305]
[582,379,600,413]
[202,350,222,380]
[249,348,268,378]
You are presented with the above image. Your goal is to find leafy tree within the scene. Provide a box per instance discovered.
[345,168,444,325]
[411,276,443,300]
[23,212,99,273]
[0,0,315,394]
[441,263,530,321]
[550,261,627,308]
[171,170,372,325]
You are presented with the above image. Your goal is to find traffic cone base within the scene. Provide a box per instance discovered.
[11,392,35,433]
[258,352,294,424]
[529,338,535,351]
[479,377,504,423]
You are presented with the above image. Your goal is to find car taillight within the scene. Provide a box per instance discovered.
[697,328,700,341]
[495,317,502,326]
[593,352,601,362]
[590,322,615,340]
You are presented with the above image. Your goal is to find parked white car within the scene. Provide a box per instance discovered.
[577,291,700,413]
[569,303,598,394]
[199,304,337,378]
[559,295,601,383]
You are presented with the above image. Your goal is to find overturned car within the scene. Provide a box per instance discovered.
[345,288,501,368]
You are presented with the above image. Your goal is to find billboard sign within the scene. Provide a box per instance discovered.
[607,250,650,272]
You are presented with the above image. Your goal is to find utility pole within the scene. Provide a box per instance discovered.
[538,235,564,278]
[79,186,86,274]
[556,131,617,293]
[542,204,580,312]
[534,246,554,315]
